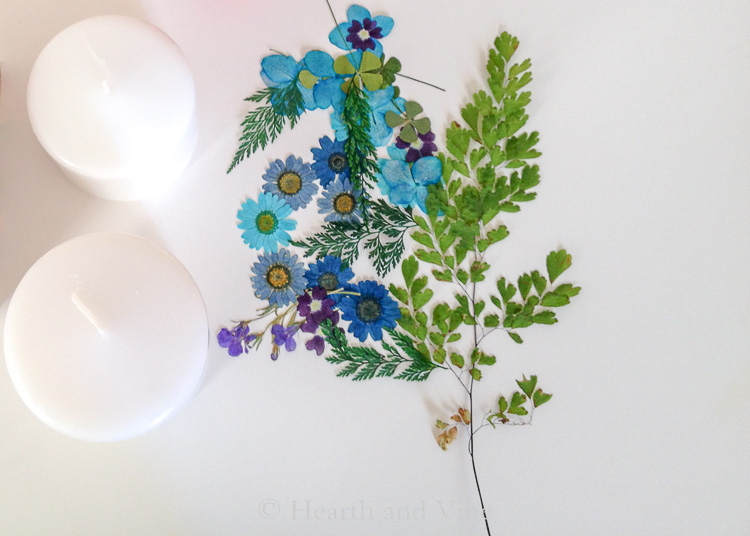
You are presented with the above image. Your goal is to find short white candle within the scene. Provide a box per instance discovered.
[27,16,197,201]
[3,233,208,441]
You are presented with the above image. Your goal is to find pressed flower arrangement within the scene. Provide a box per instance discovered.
[219,4,580,534]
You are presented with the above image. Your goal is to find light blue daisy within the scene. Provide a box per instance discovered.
[262,155,318,210]
[317,177,362,223]
[237,193,296,252]
[250,248,306,308]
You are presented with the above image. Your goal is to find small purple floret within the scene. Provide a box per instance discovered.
[217,323,256,357]
[396,130,438,163]
[346,18,383,51]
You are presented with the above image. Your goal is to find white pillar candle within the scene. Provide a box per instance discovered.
[27,16,197,201]
[3,233,208,441]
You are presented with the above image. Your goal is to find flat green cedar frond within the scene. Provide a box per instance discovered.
[228,85,304,173]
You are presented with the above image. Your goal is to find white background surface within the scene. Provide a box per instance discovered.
[1,1,749,534]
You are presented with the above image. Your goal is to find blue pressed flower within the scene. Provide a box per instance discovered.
[260,54,315,111]
[317,177,362,223]
[250,248,306,307]
[311,136,350,187]
[237,193,296,252]
[339,280,400,342]
[303,256,354,304]
[300,51,345,110]
[377,156,442,212]
[262,155,318,210]
[329,5,394,58]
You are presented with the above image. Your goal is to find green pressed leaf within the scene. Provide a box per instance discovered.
[457,269,469,285]
[541,292,570,307]
[447,333,461,343]
[385,110,404,128]
[470,261,490,283]
[508,392,528,415]
[484,314,500,328]
[450,352,465,368]
[412,289,433,310]
[433,269,453,282]
[413,215,430,231]
[533,389,553,407]
[478,353,496,366]
[470,368,482,381]
[415,249,443,266]
[473,300,486,317]
[399,123,418,143]
[533,310,557,324]
[433,347,446,364]
[429,331,445,347]
[508,332,523,344]
[518,273,532,300]
[402,256,418,287]
[553,283,581,298]
[389,284,409,305]
[547,249,572,283]
[412,117,431,135]
[497,277,517,304]
[404,100,423,118]
[360,51,382,71]
[531,270,547,295]
[333,55,356,75]
[411,276,428,296]
[298,69,318,89]
[498,396,508,414]
[487,226,509,244]
[516,375,538,398]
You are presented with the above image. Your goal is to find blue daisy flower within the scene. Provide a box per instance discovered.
[329,5,394,58]
[311,136,350,187]
[237,193,296,252]
[262,155,318,210]
[250,248,306,307]
[376,156,442,212]
[317,177,362,223]
[339,280,400,342]
[303,256,355,304]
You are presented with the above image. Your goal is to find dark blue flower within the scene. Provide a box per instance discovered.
[217,323,257,357]
[339,280,400,342]
[317,177,362,223]
[395,129,438,163]
[376,156,442,212]
[311,136,350,187]
[251,248,306,307]
[329,5,394,57]
[262,155,318,210]
[303,256,354,304]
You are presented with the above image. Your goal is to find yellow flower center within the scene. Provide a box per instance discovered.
[334,193,356,215]
[256,212,277,234]
[278,172,302,195]
[266,265,291,289]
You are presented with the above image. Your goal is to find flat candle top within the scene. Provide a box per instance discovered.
[26,16,195,178]
[4,233,208,441]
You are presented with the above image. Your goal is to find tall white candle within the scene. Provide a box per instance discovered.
[27,16,197,201]
[3,233,208,441]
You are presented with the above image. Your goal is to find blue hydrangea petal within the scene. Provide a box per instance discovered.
[313,77,345,110]
[260,55,300,87]
[347,5,372,23]
[412,156,442,186]
[303,50,336,77]
[329,23,351,51]
[373,15,394,37]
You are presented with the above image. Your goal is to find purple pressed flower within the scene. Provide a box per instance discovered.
[297,287,339,334]
[305,335,326,356]
[395,130,438,163]
[217,323,257,357]
[347,18,384,52]
[272,324,299,353]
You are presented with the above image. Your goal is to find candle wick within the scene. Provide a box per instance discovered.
[71,291,106,335]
